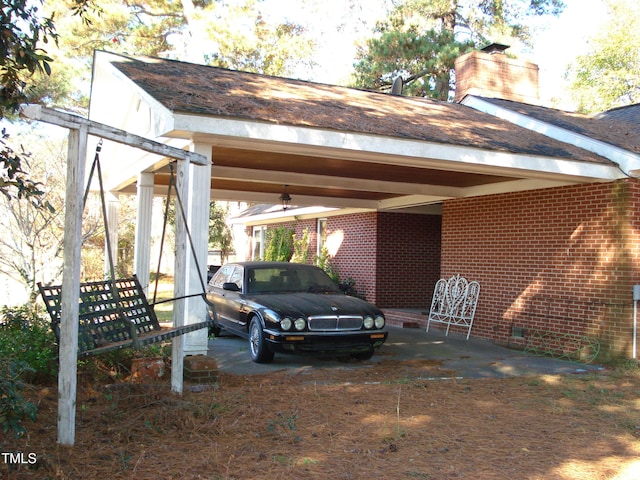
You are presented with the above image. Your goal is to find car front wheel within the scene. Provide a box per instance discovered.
[249,317,275,364]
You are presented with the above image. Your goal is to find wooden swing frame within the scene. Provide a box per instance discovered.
[37,142,215,357]
[21,104,212,446]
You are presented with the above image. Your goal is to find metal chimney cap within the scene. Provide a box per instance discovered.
[481,43,510,54]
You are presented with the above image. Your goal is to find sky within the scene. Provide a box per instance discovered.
[263,0,613,110]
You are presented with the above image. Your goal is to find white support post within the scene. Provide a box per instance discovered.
[58,125,88,446]
[171,160,189,394]
[183,143,212,356]
[134,172,155,294]
[104,192,119,277]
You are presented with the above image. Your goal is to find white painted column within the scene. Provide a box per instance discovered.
[171,143,212,393]
[104,192,119,277]
[134,172,154,294]
[58,125,88,446]
[183,143,212,356]
[171,160,188,394]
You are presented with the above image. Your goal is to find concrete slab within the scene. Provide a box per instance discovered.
[206,325,605,378]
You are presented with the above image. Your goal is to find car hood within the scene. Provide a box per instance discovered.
[249,292,382,318]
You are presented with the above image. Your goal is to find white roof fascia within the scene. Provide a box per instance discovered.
[91,51,175,138]
[230,206,337,225]
[461,95,640,177]
[172,113,621,182]
[233,206,373,226]
[462,177,585,197]
[90,52,181,191]
[378,194,455,210]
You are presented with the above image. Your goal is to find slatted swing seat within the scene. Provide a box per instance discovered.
[38,276,214,357]
[37,140,216,357]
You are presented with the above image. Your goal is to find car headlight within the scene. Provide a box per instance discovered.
[374,315,385,329]
[294,317,306,331]
[363,316,374,329]
[280,317,293,331]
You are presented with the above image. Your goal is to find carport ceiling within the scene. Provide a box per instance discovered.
[148,145,520,208]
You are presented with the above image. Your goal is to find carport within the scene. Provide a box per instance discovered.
[87,50,621,356]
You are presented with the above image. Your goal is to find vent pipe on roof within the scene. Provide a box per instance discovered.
[391,76,403,95]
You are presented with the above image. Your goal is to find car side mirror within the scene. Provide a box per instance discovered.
[222,282,241,292]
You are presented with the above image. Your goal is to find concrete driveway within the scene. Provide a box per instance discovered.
[206,325,605,378]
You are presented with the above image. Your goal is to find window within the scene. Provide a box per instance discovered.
[228,266,243,291]
[252,226,266,260]
[211,265,234,288]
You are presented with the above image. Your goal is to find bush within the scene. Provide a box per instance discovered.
[264,226,294,261]
[0,359,38,437]
[314,246,339,283]
[0,304,58,383]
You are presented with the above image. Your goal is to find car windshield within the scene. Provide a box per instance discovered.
[246,265,341,294]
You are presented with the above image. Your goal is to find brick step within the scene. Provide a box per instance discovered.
[382,309,429,329]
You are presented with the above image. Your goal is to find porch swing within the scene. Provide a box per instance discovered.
[38,140,216,357]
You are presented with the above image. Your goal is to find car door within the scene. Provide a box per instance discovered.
[208,265,237,331]
[223,266,246,332]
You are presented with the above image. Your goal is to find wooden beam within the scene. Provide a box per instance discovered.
[57,125,88,446]
[19,104,208,166]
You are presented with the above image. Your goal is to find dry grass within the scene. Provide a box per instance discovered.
[2,358,640,479]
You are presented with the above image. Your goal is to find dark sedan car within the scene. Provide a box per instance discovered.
[206,261,388,363]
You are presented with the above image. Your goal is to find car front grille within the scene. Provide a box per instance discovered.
[307,315,363,331]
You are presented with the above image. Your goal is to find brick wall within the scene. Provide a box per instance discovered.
[454,50,539,103]
[376,213,441,308]
[250,211,443,308]
[441,179,640,360]
[326,213,378,302]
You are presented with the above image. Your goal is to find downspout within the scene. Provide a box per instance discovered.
[633,285,639,359]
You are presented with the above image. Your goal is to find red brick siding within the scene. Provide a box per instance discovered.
[327,213,378,302]
[441,179,640,359]
[376,213,441,308]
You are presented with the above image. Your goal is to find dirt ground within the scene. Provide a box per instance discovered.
[2,358,640,480]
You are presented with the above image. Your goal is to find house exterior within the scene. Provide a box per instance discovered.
[87,46,640,362]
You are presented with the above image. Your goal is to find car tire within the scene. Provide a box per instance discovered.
[249,317,275,364]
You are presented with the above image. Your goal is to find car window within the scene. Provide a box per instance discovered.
[246,265,339,294]
[296,266,340,292]
[229,266,243,291]
[210,265,234,288]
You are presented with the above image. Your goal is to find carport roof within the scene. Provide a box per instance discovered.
[89,51,629,210]
[105,53,608,164]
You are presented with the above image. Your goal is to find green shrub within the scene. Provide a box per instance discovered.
[291,228,310,264]
[0,305,57,383]
[314,246,339,283]
[0,358,38,437]
[264,226,294,261]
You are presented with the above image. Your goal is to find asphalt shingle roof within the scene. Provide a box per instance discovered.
[103,51,614,166]
[480,98,640,154]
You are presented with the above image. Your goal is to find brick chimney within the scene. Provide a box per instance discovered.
[454,43,540,105]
